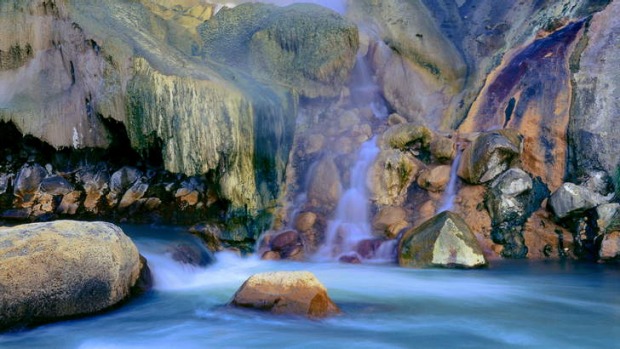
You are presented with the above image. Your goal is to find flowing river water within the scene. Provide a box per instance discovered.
[1,225,618,349]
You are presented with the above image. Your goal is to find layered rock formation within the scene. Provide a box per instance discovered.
[0,0,358,236]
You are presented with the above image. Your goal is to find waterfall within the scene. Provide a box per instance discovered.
[437,148,462,213]
[315,137,380,261]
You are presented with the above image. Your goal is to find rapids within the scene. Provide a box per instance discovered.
[1,226,618,349]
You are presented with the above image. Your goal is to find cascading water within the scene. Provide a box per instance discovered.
[437,147,462,213]
[315,136,380,261]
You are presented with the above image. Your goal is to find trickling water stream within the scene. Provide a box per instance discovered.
[316,137,380,261]
[437,148,462,213]
[1,226,618,349]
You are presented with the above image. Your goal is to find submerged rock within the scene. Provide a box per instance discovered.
[398,211,487,268]
[0,220,149,330]
[230,271,340,318]
[168,243,214,267]
[457,130,522,184]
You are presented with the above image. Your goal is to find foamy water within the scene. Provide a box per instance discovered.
[1,226,618,349]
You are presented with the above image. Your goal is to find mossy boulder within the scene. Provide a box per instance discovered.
[368,149,422,206]
[380,123,433,151]
[398,211,487,268]
[0,220,149,330]
[200,3,358,98]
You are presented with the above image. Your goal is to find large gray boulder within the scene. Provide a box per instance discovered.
[398,211,487,268]
[549,183,610,219]
[0,220,150,330]
[486,169,533,223]
[13,163,47,201]
[596,203,620,234]
[230,271,340,318]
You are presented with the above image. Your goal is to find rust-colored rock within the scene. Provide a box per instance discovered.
[454,185,500,260]
[417,165,452,192]
[599,231,620,261]
[230,271,340,318]
[523,209,575,259]
[372,206,407,239]
[295,212,317,232]
[459,21,585,190]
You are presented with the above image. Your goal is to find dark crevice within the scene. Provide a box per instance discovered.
[503,97,516,128]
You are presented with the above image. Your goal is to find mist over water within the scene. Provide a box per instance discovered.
[1,226,618,349]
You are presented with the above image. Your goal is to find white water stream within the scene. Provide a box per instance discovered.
[437,148,462,213]
[315,137,380,261]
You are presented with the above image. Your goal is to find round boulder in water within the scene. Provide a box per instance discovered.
[230,271,340,318]
[0,220,149,330]
[398,211,487,268]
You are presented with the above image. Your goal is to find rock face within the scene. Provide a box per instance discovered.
[199,3,358,98]
[549,183,609,219]
[230,271,340,318]
[0,220,148,329]
[0,0,360,236]
[347,0,466,129]
[459,20,585,190]
[398,211,487,268]
[568,1,620,186]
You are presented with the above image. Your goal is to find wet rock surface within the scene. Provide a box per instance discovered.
[0,220,149,330]
[230,271,340,318]
[398,211,487,269]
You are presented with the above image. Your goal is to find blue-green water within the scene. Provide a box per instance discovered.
[1,225,618,348]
